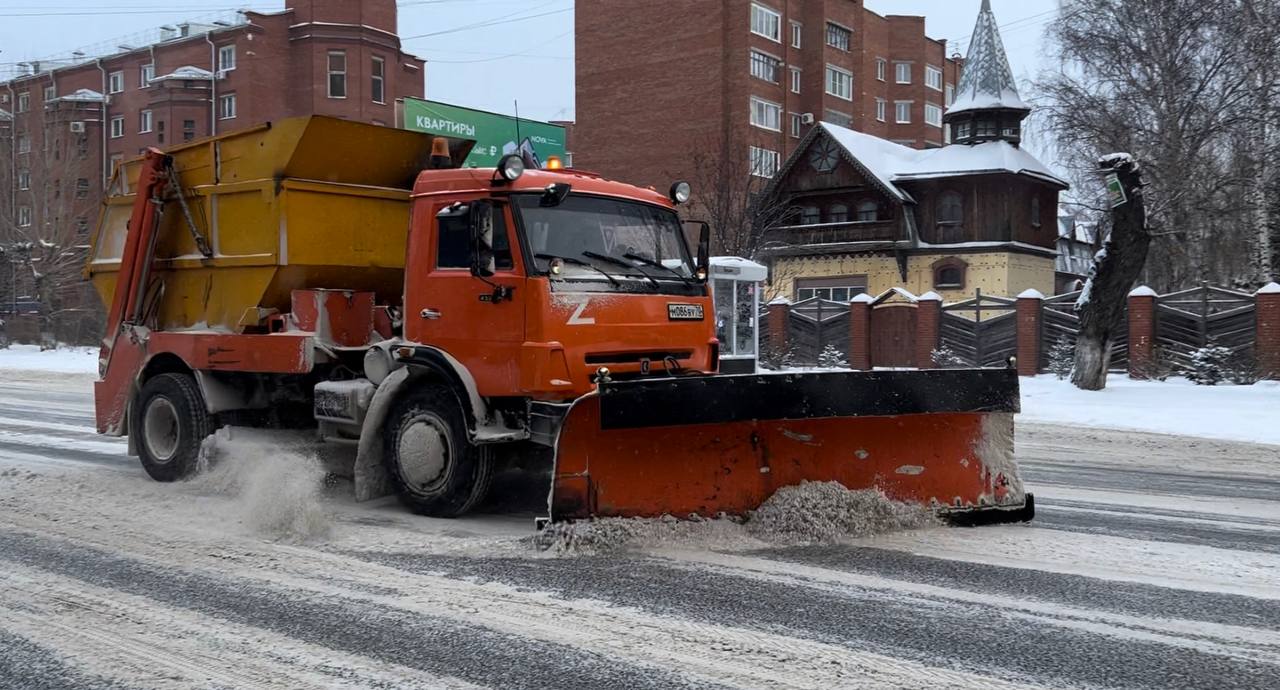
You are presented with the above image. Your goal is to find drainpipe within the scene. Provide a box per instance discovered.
[205,32,218,137]
[95,60,108,188]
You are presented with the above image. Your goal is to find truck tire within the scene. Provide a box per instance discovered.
[132,373,213,482]
[384,384,493,518]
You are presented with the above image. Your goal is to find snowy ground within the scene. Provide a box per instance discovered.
[0,370,1278,688]
[0,344,98,375]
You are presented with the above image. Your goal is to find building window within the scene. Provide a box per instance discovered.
[17,134,30,154]
[825,22,851,51]
[328,51,348,98]
[219,93,237,120]
[925,65,943,91]
[856,200,878,222]
[17,92,30,113]
[77,217,90,235]
[790,67,801,94]
[932,258,968,289]
[18,206,32,228]
[183,119,196,142]
[937,191,964,226]
[796,276,868,303]
[977,118,997,137]
[875,99,887,122]
[43,85,56,102]
[1031,196,1042,227]
[750,50,780,83]
[945,83,955,106]
[823,109,852,128]
[748,145,780,178]
[924,103,943,128]
[956,121,972,140]
[75,178,90,199]
[218,45,236,72]
[790,21,802,48]
[750,97,782,131]
[141,63,155,86]
[825,64,852,101]
[108,71,124,93]
[790,113,803,138]
[895,101,912,124]
[895,62,911,84]
[876,58,887,82]
[371,56,386,104]
[17,170,30,190]
[801,206,821,225]
[828,203,849,223]
[750,3,781,42]
[139,109,153,133]
[110,116,124,138]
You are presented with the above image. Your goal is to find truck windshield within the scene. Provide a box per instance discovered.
[514,194,695,283]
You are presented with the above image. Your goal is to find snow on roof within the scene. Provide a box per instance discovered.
[1256,282,1280,295]
[819,122,1067,197]
[767,296,793,306]
[850,293,876,304]
[872,287,918,305]
[947,0,1031,116]
[917,291,943,302]
[1128,286,1157,297]
[710,256,768,282]
[51,88,105,103]
[151,65,214,82]
[1058,216,1099,243]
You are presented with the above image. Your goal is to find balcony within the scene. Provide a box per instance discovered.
[765,219,901,248]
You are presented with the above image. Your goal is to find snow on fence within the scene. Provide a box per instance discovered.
[762,284,1278,380]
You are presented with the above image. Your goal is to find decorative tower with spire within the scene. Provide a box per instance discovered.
[944,0,1032,147]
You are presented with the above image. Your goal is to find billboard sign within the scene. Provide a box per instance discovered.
[401,98,567,169]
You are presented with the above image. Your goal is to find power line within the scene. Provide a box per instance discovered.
[425,30,572,64]
[400,5,572,42]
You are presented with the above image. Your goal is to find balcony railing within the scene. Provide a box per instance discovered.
[766,220,900,247]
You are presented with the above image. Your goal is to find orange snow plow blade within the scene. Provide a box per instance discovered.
[548,369,1033,523]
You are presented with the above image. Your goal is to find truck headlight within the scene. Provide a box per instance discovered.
[497,154,525,182]
[670,181,692,204]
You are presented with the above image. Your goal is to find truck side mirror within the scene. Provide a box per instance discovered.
[469,200,496,278]
[696,222,711,283]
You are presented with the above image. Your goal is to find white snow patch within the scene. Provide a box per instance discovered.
[1020,376,1280,446]
[1128,285,1157,297]
[1016,288,1045,300]
[0,345,99,374]
[849,293,875,304]
[196,427,332,542]
[1257,282,1280,295]
[917,291,943,302]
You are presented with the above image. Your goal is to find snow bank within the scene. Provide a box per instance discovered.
[531,482,936,555]
[1020,376,1280,446]
[0,345,98,374]
[196,427,332,542]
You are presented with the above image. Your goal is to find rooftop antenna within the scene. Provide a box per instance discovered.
[514,99,523,145]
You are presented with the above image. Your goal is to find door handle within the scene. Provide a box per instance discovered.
[420,308,442,320]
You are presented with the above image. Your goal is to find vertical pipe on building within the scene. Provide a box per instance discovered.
[6,82,16,220]
[206,32,218,137]
[95,60,108,188]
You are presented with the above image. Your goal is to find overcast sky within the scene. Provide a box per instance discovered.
[1,1,1059,145]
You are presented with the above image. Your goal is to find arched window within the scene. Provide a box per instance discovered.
[932,257,968,290]
[1030,195,1042,227]
[801,206,820,225]
[856,200,878,222]
[937,191,963,224]
[828,203,849,223]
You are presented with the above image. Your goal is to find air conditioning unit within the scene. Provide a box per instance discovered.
[800,113,815,125]
[216,69,230,80]
[69,121,86,133]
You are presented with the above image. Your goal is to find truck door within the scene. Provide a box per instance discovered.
[406,200,526,397]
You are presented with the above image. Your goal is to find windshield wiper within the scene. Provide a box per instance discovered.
[581,251,659,289]
[623,252,694,286]
[535,252,620,287]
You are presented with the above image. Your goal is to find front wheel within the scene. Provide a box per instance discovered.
[132,373,213,482]
[384,384,493,517]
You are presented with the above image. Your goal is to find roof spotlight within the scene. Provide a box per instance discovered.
[670,181,692,205]
[496,153,525,182]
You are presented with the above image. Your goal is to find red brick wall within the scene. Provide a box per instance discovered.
[1015,294,1042,376]
[1127,292,1157,378]
[848,300,871,370]
[1257,288,1280,379]
[915,296,941,368]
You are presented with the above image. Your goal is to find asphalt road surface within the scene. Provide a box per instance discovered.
[1,369,1277,689]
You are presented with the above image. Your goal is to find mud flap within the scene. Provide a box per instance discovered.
[549,369,1029,522]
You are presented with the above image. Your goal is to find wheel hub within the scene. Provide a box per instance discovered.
[399,416,450,491]
[143,396,181,463]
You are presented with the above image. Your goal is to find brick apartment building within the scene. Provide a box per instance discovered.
[575,0,961,193]
[0,0,423,339]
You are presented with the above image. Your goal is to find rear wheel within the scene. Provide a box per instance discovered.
[384,384,493,517]
[132,373,213,482]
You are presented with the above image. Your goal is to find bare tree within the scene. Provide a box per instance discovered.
[1072,154,1150,390]
[683,132,798,260]
[1038,0,1280,292]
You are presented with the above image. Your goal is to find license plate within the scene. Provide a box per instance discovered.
[668,303,704,321]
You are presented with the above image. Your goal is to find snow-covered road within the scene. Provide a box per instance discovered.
[1,370,1278,689]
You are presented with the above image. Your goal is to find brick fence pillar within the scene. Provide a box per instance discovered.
[848,294,873,370]
[1257,282,1280,380]
[915,292,943,369]
[766,297,791,356]
[1127,286,1158,379]
[1015,289,1044,377]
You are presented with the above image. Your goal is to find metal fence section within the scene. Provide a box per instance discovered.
[1154,286,1256,370]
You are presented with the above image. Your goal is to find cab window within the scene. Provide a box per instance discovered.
[436,203,513,270]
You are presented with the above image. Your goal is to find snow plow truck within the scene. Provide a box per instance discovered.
[85,116,1033,524]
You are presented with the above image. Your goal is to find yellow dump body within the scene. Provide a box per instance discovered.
[86,116,438,331]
